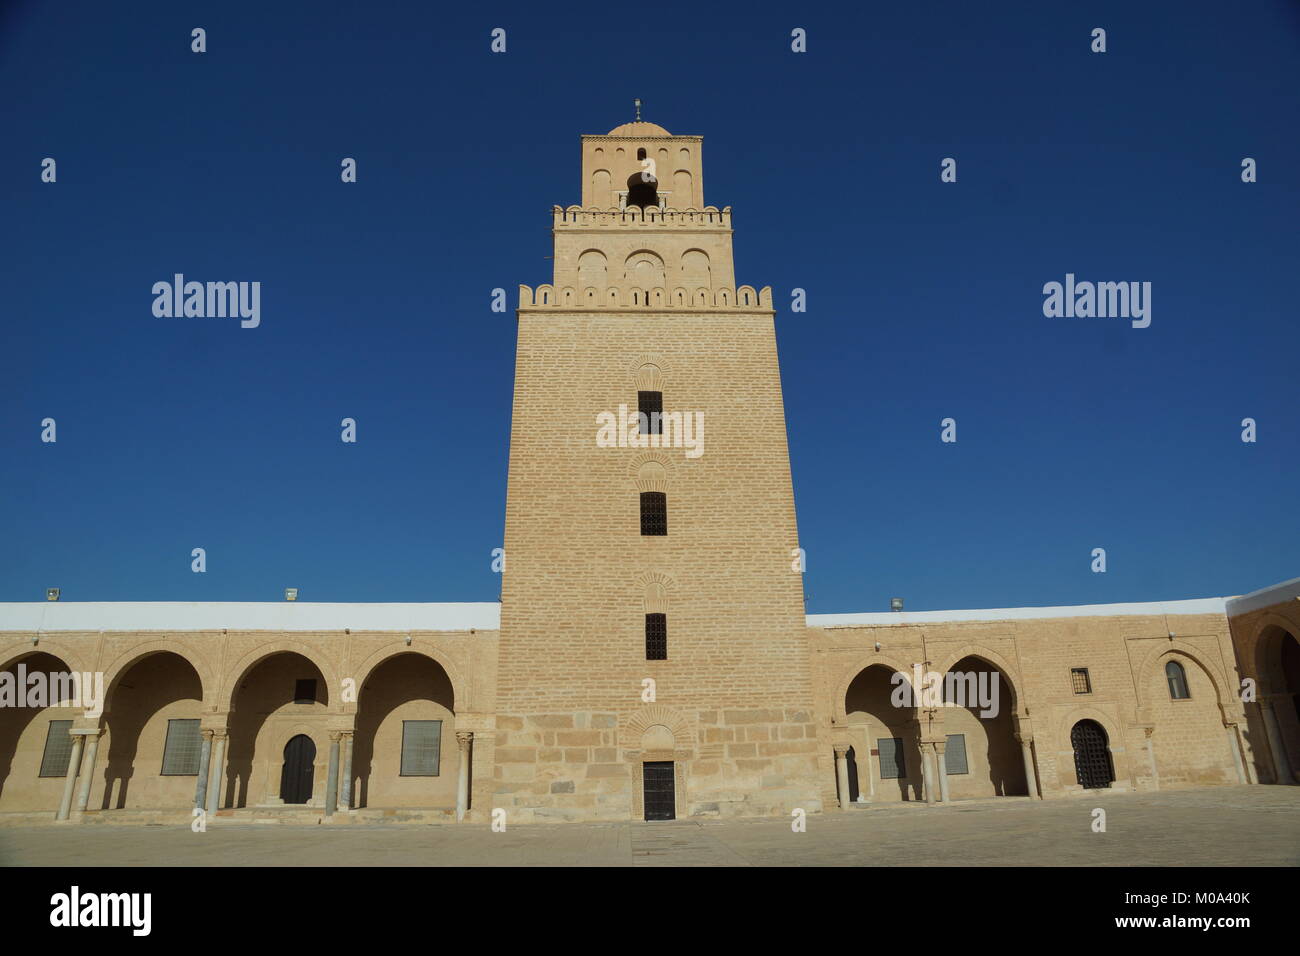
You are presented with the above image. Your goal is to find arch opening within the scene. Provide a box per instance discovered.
[100,651,203,810]
[353,653,457,810]
[844,664,920,802]
[0,653,79,811]
[225,652,329,809]
[940,656,1027,798]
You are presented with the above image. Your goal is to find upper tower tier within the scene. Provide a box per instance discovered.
[581,120,704,209]
[518,118,771,312]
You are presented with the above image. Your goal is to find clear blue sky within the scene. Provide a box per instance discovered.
[2,0,1296,611]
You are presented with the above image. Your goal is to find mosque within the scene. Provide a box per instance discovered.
[2,117,1296,825]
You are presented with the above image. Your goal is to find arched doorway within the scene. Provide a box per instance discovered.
[279,735,316,804]
[844,664,920,802]
[0,652,81,812]
[1071,720,1114,790]
[940,656,1026,798]
[353,653,456,809]
[99,651,204,810]
[225,652,330,808]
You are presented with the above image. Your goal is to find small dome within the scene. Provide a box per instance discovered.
[607,121,672,136]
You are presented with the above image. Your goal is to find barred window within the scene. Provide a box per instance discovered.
[1166,660,1191,700]
[877,737,906,779]
[39,720,74,778]
[400,720,442,776]
[638,391,663,435]
[161,718,202,775]
[640,492,667,536]
[645,613,667,660]
[944,734,969,775]
[1070,668,1092,695]
[294,679,317,704]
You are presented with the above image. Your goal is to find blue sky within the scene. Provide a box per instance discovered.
[1,0,1297,611]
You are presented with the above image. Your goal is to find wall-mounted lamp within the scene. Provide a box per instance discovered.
[874,641,882,652]
[890,597,903,612]
[404,634,412,646]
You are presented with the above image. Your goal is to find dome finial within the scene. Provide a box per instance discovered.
[634,97,642,121]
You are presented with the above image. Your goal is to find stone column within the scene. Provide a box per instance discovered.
[1138,726,1158,791]
[325,733,341,816]
[339,732,354,811]
[74,730,102,813]
[1260,699,1294,785]
[1236,723,1259,785]
[1016,732,1041,799]
[194,730,213,810]
[857,727,874,802]
[935,740,951,803]
[205,732,227,815]
[1225,722,1248,785]
[920,742,936,805]
[456,732,474,821]
[56,732,85,821]
[833,743,852,809]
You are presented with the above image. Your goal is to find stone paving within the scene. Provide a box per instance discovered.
[0,786,1295,867]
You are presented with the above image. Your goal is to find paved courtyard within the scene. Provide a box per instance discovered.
[1,787,1295,867]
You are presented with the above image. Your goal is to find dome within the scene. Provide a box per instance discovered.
[606,121,672,137]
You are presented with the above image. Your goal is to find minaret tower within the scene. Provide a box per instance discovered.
[494,112,827,821]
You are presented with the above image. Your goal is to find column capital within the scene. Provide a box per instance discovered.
[456,731,474,751]
[832,742,851,757]
[200,713,230,735]
[1014,732,1034,745]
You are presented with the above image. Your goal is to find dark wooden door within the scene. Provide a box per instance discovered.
[643,761,675,821]
[280,734,316,804]
[1070,720,1114,790]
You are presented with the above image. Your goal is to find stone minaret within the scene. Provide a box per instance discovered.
[495,117,827,822]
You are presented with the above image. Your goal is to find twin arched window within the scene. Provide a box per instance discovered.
[1166,660,1191,700]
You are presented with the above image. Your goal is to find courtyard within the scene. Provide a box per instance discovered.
[1,786,1295,867]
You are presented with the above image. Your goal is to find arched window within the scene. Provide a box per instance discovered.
[1166,660,1191,700]
[640,491,667,536]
